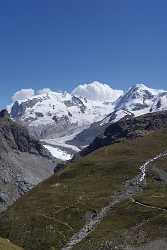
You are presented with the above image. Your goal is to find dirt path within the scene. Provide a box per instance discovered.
[61,151,167,250]
[131,197,167,212]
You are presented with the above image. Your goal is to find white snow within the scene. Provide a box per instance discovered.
[100,83,167,126]
[10,83,118,132]
[10,84,167,128]
[42,128,84,152]
[43,145,72,161]
[130,83,164,95]
[151,92,167,112]
[43,139,80,152]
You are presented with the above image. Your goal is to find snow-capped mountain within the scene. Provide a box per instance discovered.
[69,83,167,149]
[10,82,123,138]
[9,81,123,159]
[8,81,167,160]
[100,83,165,125]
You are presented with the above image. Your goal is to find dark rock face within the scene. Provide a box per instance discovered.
[0,112,50,157]
[64,96,86,113]
[0,110,57,212]
[80,111,167,156]
[0,109,10,119]
[10,98,44,120]
[54,162,66,174]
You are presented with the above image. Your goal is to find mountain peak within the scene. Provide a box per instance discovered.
[132,83,149,89]
[129,83,164,95]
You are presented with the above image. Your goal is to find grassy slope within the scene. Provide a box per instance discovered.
[0,130,167,249]
[0,237,23,250]
[73,135,167,249]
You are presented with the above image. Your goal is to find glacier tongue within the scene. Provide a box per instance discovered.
[43,145,72,161]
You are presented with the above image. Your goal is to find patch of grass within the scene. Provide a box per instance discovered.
[0,237,23,250]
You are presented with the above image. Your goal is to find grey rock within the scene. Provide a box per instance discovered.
[0,110,58,212]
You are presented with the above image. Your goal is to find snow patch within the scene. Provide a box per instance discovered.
[43,145,72,161]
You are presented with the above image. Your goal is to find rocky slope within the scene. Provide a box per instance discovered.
[0,125,167,249]
[80,110,167,156]
[0,110,57,212]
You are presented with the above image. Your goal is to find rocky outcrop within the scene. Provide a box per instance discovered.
[0,110,57,212]
[80,110,167,156]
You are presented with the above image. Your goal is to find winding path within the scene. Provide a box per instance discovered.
[131,198,167,212]
[61,151,167,250]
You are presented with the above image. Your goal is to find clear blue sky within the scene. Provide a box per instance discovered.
[0,0,167,108]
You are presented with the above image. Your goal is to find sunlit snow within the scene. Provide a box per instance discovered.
[43,145,72,161]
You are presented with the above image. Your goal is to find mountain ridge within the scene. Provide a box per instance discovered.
[79,110,167,157]
[8,81,167,159]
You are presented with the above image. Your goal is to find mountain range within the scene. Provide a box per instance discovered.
[8,81,167,161]
[1,109,167,250]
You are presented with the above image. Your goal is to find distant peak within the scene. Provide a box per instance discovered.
[128,83,164,95]
[131,83,149,90]
[136,83,147,88]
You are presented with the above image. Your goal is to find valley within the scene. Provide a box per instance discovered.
[0,81,167,249]
[0,127,167,249]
